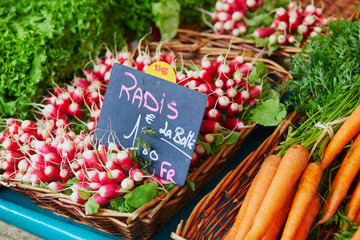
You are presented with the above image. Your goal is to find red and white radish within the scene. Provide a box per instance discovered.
[276,7,289,21]
[201,120,221,133]
[226,87,238,99]
[130,168,144,182]
[226,102,242,117]
[217,95,231,110]
[194,143,206,159]
[48,182,66,192]
[111,169,126,182]
[70,190,88,204]
[223,118,245,131]
[207,108,222,122]
[44,165,61,180]
[98,171,118,185]
[121,178,135,191]
[92,193,111,206]
[201,57,216,76]
[116,151,134,172]
[2,137,20,151]
[98,184,124,199]
[60,168,73,182]
[190,152,198,169]
[30,171,51,185]
[253,27,276,38]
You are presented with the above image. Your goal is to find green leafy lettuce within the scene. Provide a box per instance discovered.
[125,182,157,208]
[85,199,100,215]
[250,98,286,126]
[0,0,124,119]
[109,182,158,212]
[152,0,181,41]
[244,61,286,126]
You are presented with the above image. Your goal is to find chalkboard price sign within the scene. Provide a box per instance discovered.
[94,63,208,186]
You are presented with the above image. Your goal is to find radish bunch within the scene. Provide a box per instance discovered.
[0,115,156,206]
[209,0,334,47]
[262,2,332,46]
[209,0,265,35]
[0,115,176,209]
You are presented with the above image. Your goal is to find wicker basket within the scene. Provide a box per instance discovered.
[170,111,301,240]
[4,37,290,240]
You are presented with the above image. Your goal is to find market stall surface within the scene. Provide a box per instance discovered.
[0,220,43,240]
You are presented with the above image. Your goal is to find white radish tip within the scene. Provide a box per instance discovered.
[246,0,256,7]
[108,152,117,162]
[218,64,230,72]
[232,29,240,36]
[310,31,318,37]
[217,55,225,61]
[238,26,247,35]
[232,11,244,21]
[117,151,128,160]
[269,34,277,44]
[288,35,296,43]
[133,172,144,182]
[222,3,230,11]
[224,20,235,31]
[276,7,286,16]
[304,15,315,25]
[278,21,288,31]
[215,1,224,11]
[298,25,308,34]
[277,35,286,43]
[305,5,316,14]
[315,8,322,15]
[218,12,229,22]
[219,96,230,105]
[313,26,322,32]
[121,178,135,190]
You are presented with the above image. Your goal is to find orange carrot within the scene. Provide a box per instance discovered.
[261,182,297,240]
[318,138,360,225]
[323,134,360,229]
[293,193,321,240]
[280,162,322,240]
[244,145,309,240]
[347,178,360,223]
[332,134,360,190]
[320,104,360,170]
[355,209,360,225]
[341,177,360,231]
[351,226,360,240]
[233,155,282,240]
[224,167,259,240]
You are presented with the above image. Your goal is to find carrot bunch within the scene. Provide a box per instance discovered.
[317,106,360,225]
[225,99,360,239]
[224,145,317,240]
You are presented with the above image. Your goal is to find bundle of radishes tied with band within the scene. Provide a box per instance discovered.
[202,0,335,54]
[0,40,286,214]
